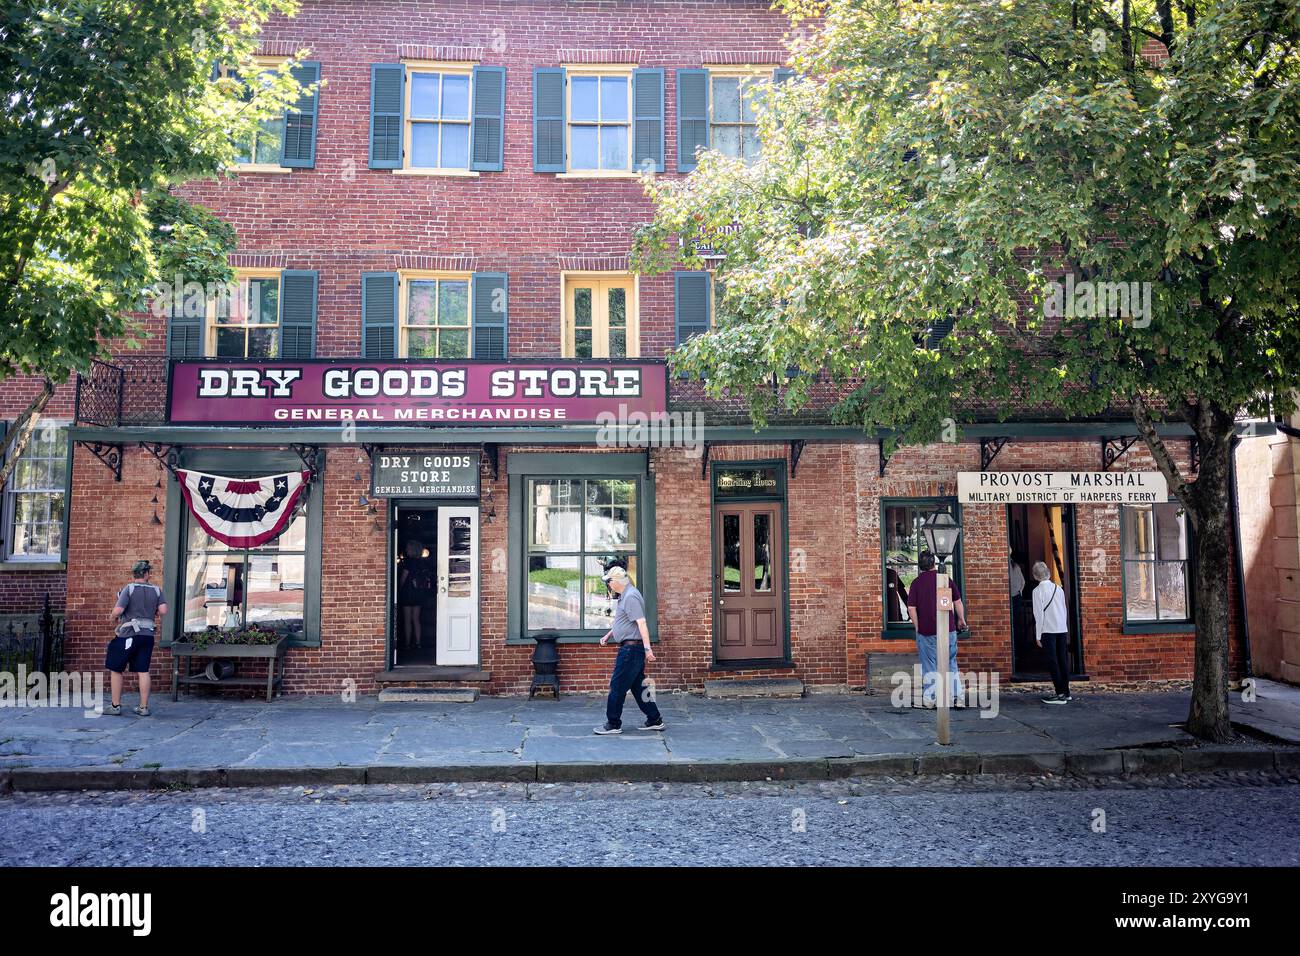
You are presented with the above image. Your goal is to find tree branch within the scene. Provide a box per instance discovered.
[1133,392,1196,519]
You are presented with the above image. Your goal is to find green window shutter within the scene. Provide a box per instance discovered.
[674,271,711,345]
[773,67,795,84]
[925,316,954,348]
[279,270,318,358]
[533,67,566,172]
[676,69,709,172]
[369,64,404,169]
[280,60,321,168]
[167,309,204,357]
[471,272,509,360]
[470,65,506,171]
[362,272,398,358]
[632,68,665,173]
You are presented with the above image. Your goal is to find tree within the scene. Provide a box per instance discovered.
[632,0,1300,740]
[0,0,312,484]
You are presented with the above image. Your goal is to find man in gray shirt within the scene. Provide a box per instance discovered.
[593,566,665,734]
[106,560,167,716]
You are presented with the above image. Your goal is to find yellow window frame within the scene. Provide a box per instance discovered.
[563,65,635,176]
[398,270,474,359]
[703,66,772,164]
[562,272,639,359]
[206,268,282,358]
[401,61,475,174]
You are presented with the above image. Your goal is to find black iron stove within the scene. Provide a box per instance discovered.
[529,631,560,699]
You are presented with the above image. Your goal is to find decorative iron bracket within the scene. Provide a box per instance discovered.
[980,437,1011,471]
[481,442,499,482]
[1102,436,1139,470]
[360,443,382,466]
[700,441,712,480]
[290,444,321,479]
[77,442,123,482]
[139,442,179,476]
[789,439,806,479]
[878,439,890,477]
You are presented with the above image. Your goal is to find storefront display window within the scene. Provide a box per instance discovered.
[1121,502,1192,623]
[881,498,964,637]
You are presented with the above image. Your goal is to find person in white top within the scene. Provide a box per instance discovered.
[1031,561,1072,704]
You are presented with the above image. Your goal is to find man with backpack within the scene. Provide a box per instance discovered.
[105,560,167,716]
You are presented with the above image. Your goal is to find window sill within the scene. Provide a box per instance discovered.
[880,628,970,640]
[555,171,642,180]
[229,165,294,174]
[1121,621,1195,635]
[0,560,67,572]
[506,635,659,646]
[392,168,481,177]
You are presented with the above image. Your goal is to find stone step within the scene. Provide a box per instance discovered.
[378,687,479,704]
[704,678,804,699]
[375,666,491,683]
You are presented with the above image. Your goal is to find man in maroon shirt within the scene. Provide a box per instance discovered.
[907,551,968,707]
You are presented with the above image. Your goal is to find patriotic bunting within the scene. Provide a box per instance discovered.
[176,469,311,548]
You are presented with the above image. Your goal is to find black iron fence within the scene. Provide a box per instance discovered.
[74,356,170,426]
[0,594,66,677]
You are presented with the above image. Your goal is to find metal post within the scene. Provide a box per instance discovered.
[936,567,951,746]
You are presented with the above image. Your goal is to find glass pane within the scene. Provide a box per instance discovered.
[247,327,278,359]
[440,122,469,168]
[753,512,772,591]
[600,76,628,121]
[585,481,637,549]
[529,479,581,551]
[712,76,740,122]
[245,553,304,633]
[1124,561,1158,620]
[741,126,761,163]
[447,515,473,597]
[608,287,626,327]
[570,125,598,169]
[184,553,246,632]
[573,287,593,327]
[741,79,763,123]
[571,76,599,121]
[410,73,440,119]
[438,280,470,325]
[406,329,438,358]
[885,561,917,623]
[722,513,741,592]
[214,327,246,357]
[438,327,470,358]
[1154,503,1188,561]
[266,513,307,552]
[1122,506,1153,559]
[583,555,636,629]
[600,125,627,169]
[574,328,592,359]
[441,74,470,120]
[410,122,440,167]
[408,281,437,325]
[608,328,626,358]
[253,117,283,164]
[248,278,279,325]
[1156,561,1189,620]
[527,555,581,629]
[712,125,740,159]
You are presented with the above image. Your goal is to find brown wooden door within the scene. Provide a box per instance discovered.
[714,503,785,661]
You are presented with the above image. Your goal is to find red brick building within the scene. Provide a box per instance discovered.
[0,0,1247,698]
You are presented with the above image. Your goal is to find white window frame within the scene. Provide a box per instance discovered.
[398,271,474,358]
[560,65,637,178]
[224,56,294,174]
[2,420,70,563]
[396,61,481,177]
[704,65,772,165]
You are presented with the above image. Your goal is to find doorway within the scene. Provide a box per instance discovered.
[390,503,479,668]
[1007,503,1083,679]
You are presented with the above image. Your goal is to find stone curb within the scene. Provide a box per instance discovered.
[3,748,1293,792]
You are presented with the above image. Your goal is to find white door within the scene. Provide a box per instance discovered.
[436,507,479,665]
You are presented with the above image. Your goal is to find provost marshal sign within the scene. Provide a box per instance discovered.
[958,471,1169,504]
[167,359,669,426]
[372,452,480,498]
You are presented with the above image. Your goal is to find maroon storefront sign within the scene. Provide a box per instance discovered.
[167,359,669,426]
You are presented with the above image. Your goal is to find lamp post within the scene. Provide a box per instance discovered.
[921,506,962,745]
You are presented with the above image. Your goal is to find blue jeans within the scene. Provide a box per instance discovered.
[605,643,662,728]
[915,631,962,705]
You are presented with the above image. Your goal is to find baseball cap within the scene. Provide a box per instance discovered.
[602,566,629,584]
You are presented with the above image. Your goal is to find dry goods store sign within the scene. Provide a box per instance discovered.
[372,453,480,498]
[168,360,669,425]
[957,471,1168,504]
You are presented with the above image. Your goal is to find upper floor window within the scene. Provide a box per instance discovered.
[220,57,320,171]
[209,271,281,358]
[401,274,471,358]
[1121,502,1191,623]
[564,274,638,358]
[709,70,766,163]
[569,70,631,172]
[408,68,472,169]
[3,422,68,562]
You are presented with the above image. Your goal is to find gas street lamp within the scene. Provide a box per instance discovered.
[921,505,962,744]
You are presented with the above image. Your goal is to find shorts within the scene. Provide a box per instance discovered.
[105,632,156,673]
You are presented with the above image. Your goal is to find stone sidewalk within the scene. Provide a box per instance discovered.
[1,683,1297,791]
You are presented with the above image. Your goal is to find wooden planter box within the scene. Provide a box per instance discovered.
[170,636,289,702]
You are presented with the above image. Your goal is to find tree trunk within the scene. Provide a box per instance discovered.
[0,378,56,489]
[1184,416,1235,742]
